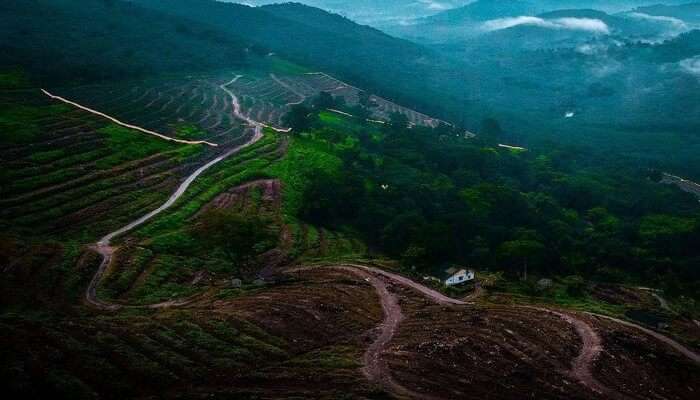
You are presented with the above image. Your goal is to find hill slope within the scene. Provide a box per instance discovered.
[0,0,250,84]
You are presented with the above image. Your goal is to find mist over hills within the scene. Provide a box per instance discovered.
[2,1,700,399]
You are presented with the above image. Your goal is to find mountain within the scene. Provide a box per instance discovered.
[634,2,700,24]
[223,0,473,25]
[0,0,250,84]
[129,0,453,123]
[384,0,694,43]
[424,0,537,22]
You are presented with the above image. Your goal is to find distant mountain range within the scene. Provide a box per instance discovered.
[224,0,473,25]
[383,0,698,44]
[634,2,700,23]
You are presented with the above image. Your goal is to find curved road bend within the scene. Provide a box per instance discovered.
[586,312,700,365]
[218,76,292,133]
[86,75,266,310]
[299,264,699,399]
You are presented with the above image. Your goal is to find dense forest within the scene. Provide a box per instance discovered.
[0,0,250,84]
[286,99,700,302]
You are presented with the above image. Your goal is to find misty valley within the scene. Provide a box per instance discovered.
[1,1,699,399]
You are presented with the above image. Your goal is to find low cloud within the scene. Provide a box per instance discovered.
[680,56,700,77]
[626,12,687,30]
[482,16,610,34]
[418,0,451,11]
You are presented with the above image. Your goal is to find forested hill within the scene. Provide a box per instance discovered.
[0,0,250,84]
[129,0,453,124]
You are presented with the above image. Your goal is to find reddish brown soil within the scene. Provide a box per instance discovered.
[587,314,700,400]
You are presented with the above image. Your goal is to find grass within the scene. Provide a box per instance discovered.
[491,277,628,317]
[284,345,360,370]
[246,55,310,76]
[172,123,207,140]
[0,69,29,89]
[0,103,70,144]
[95,124,199,169]
[265,135,342,216]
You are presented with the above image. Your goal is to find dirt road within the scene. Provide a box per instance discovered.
[219,76,292,133]
[341,263,470,306]
[587,312,700,364]
[325,264,700,399]
[525,307,625,399]
[270,73,305,106]
[85,75,265,310]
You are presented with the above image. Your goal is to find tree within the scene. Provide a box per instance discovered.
[498,239,546,280]
[480,117,503,143]
[193,210,276,277]
[312,91,335,110]
[387,112,409,133]
[283,104,315,133]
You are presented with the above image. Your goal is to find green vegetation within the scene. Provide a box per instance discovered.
[0,103,70,144]
[0,69,29,89]
[95,124,196,169]
[283,99,700,306]
[266,135,343,215]
[194,209,277,276]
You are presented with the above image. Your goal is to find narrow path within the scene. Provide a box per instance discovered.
[314,264,700,399]
[587,312,700,364]
[270,73,305,106]
[325,266,440,400]
[218,76,292,133]
[85,75,265,310]
[344,264,617,398]
[526,307,625,399]
[652,292,672,313]
[341,263,469,306]
[41,89,218,147]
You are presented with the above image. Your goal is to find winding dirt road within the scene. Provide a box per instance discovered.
[586,312,700,364]
[316,264,699,399]
[527,307,624,399]
[85,75,265,310]
[219,76,292,133]
[334,266,433,400]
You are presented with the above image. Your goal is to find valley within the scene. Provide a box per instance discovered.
[2,1,700,399]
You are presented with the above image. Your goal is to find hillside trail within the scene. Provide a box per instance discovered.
[302,264,699,399]
[41,89,218,146]
[586,312,700,364]
[270,73,306,106]
[335,266,438,400]
[218,75,293,133]
[85,74,265,311]
[524,307,627,399]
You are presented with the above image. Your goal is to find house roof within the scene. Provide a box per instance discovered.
[442,266,472,280]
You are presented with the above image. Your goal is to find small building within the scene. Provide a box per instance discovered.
[443,267,475,286]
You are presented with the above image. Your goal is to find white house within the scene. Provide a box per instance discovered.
[443,267,475,286]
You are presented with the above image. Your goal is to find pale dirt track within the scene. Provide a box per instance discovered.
[270,73,306,106]
[85,74,266,310]
[41,89,218,146]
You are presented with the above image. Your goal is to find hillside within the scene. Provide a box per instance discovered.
[0,0,250,84]
[2,1,700,398]
[635,2,700,23]
[130,0,445,116]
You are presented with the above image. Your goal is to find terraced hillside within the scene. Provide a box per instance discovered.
[52,70,449,138]
[0,89,207,239]
[2,267,385,399]
[4,64,698,400]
